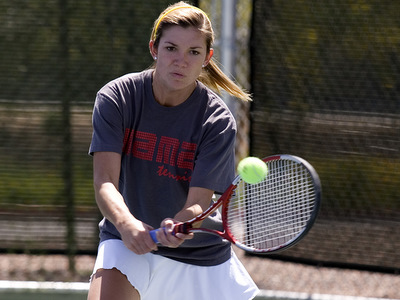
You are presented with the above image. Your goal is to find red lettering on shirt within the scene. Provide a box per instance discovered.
[156,136,180,166]
[122,129,197,181]
[157,165,192,182]
[132,131,157,161]
[177,141,196,170]
[122,128,135,154]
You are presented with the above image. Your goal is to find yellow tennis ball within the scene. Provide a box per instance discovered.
[237,157,268,184]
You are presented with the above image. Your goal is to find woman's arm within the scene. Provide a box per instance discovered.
[155,186,214,247]
[174,187,214,223]
[93,151,158,254]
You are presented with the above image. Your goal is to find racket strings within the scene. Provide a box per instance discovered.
[226,159,317,252]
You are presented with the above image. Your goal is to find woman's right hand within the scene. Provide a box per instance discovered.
[93,152,158,255]
[118,218,158,255]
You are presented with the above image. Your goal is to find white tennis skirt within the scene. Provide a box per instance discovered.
[91,239,259,300]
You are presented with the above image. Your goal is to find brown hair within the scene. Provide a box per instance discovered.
[150,2,251,102]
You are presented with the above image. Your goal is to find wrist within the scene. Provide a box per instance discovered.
[174,204,202,222]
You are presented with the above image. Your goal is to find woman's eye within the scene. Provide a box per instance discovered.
[166,46,175,51]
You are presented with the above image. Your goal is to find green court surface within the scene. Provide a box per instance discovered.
[0,281,88,300]
[0,291,87,300]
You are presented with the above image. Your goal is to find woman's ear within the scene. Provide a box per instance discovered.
[203,48,214,67]
[149,40,158,60]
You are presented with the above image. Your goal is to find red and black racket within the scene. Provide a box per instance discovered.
[150,154,321,253]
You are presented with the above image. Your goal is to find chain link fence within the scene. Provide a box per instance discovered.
[250,0,400,273]
[0,0,180,270]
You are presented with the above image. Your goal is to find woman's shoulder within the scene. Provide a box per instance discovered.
[196,82,236,132]
[196,82,226,109]
[99,70,151,94]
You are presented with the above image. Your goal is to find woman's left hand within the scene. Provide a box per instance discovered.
[155,218,194,248]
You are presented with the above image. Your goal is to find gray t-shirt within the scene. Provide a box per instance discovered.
[89,70,236,266]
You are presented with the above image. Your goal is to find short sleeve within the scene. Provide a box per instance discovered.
[89,93,125,155]
[189,106,236,194]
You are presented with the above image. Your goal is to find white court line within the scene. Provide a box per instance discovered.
[0,280,89,293]
[256,289,399,300]
[0,281,398,300]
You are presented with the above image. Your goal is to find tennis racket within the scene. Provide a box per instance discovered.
[150,154,321,254]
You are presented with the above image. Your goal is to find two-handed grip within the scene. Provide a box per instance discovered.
[149,223,189,244]
[149,229,160,243]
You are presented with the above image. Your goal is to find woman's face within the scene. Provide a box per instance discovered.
[150,25,213,98]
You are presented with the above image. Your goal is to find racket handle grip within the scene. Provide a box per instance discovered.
[149,223,189,244]
[150,229,160,243]
[174,223,189,233]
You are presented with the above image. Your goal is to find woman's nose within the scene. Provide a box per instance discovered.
[174,52,188,67]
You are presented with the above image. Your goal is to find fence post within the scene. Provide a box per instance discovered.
[59,0,76,273]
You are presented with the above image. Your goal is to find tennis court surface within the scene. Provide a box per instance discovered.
[1,251,399,299]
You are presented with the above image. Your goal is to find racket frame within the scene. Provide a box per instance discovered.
[152,154,321,254]
[226,154,321,253]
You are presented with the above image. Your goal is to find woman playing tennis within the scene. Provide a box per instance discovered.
[87,2,259,299]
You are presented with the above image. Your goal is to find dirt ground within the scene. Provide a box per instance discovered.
[0,250,399,299]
